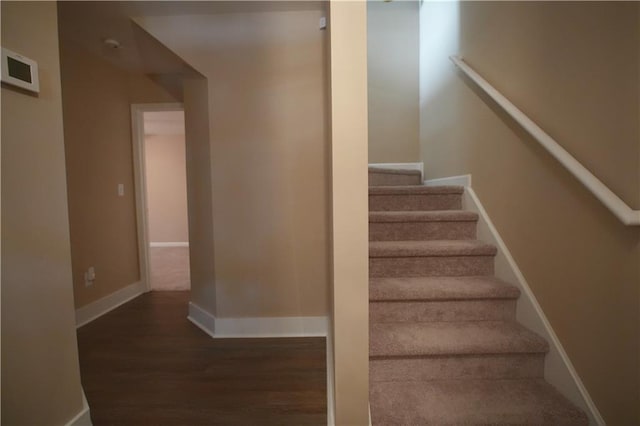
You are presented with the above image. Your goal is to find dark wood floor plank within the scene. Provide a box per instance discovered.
[77,291,327,425]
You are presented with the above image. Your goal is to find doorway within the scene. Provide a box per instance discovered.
[131,103,191,292]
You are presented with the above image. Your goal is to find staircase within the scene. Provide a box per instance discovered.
[368,168,588,425]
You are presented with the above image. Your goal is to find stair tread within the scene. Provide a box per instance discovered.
[370,321,549,358]
[369,210,478,223]
[369,185,464,195]
[370,240,497,257]
[368,167,422,176]
[370,378,588,425]
[370,276,520,301]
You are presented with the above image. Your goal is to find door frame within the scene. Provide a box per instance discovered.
[130,102,185,292]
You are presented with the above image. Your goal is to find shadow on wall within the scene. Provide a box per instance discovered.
[368,0,421,163]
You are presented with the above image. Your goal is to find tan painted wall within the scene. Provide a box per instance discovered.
[59,39,177,308]
[367,0,419,163]
[144,133,189,242]
[183,77,217,314]
[1,2,84,424]
[419,2,640,424]
[137,10,329,318]
[328,1,370,423]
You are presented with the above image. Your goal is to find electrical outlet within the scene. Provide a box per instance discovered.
[84,266,96,287]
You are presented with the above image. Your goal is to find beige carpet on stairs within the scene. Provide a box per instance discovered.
[368,167,587,425]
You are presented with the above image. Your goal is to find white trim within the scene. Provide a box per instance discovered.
[131,102,185,293]
[215,316,328,338]
[65,390,92,426]
[187,302,328,338]
[75,281,146,328]
[149,241,189,248]
[450,55,640,226]
[449,179,605,426]
[423,174,471,188]
[187,302,217,338]
[369,162,424,178]
[326,329,335,426]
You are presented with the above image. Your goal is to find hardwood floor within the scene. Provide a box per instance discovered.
[77,291,327,425]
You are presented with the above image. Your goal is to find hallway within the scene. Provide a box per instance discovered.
[76,292,327,425]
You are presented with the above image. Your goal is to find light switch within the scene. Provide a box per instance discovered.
[118,184,124,197]
[84,266,96,287]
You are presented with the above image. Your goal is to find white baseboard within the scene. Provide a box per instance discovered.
[369,162,424,178]
[326,329,335,426]
[149,241,189,248]
[187,302,328,338]
[76,281,146,328]
[187,301,217,338]
[445,178,604,426]
[423,174,471,188]
[65,389,91,426]
[215,316,328,338]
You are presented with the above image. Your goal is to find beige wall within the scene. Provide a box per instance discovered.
[368,0,420,163]
[1,2,84,424]
[137,9,329,318]
[144,132,189,242]
[59,39,177,308]
[328,1,370,423]
[420,2,640,424]
[182,77,217,315]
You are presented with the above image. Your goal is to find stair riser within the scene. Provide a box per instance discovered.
[369,194,462,211]
[369,173,422,186]
[370,354,544,382]
[370,299,516,323]
[369,221,476,241]
[370,256,494,278]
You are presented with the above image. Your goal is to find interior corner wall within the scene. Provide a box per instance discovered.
[183,77,216,316]
[144,132,189,243]
[59,39,178,309]
[136,9,330,319]
[419,1,640,424]
[367,0,420,163]
[1,2,84,424]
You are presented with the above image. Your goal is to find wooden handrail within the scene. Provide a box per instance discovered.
[450,55,640,226]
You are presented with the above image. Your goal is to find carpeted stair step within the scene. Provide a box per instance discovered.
[369,210,478,241]
[369,240,497,277]
[370,378,588,425]
[366,182,588,422]
[370,276,519,323]
[370,321,548,382]
[369,167,422,186]
[370,321,548,358]
[369,185,463,211]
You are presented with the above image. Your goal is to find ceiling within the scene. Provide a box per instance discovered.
[57,1,326,76]
[58,2,194,77]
